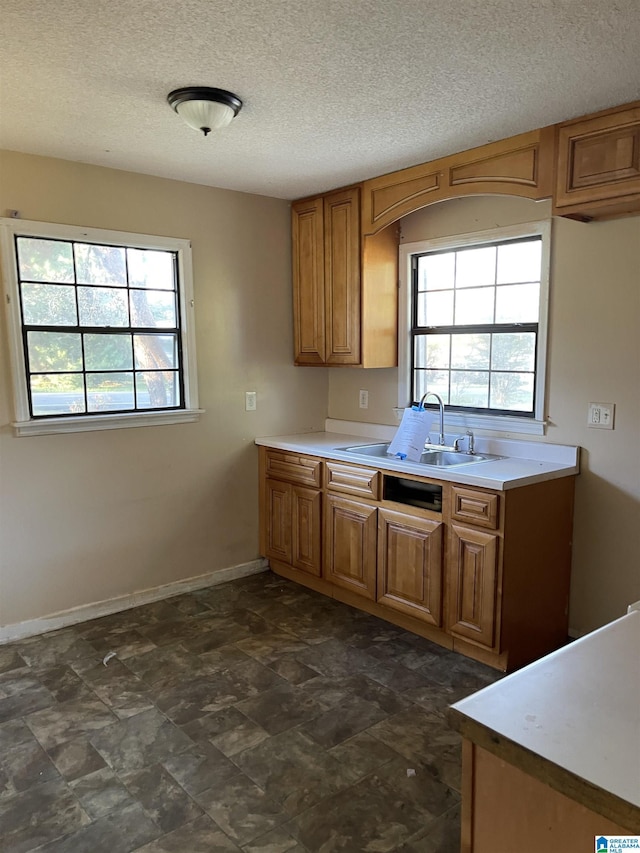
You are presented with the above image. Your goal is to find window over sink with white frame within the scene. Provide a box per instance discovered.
[398,220,551,436]
[0,218,202,436]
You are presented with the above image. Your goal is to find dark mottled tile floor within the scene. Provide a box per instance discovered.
[0,571,502,852]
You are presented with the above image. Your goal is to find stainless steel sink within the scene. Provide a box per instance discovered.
[336,443,504,466]
[337,442,392,458]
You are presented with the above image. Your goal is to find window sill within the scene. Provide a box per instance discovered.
[12,409,204,437]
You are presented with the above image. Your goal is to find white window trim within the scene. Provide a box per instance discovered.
[398,219,551,436]
[1,218,203,436]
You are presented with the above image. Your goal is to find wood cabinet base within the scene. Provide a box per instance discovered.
[461,740,632,852]
[261,447,575,673]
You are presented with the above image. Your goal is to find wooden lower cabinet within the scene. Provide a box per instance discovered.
[377,507,443,627]
[260,447,575,671]
[264,478,292,565]
[264,478,322,578]
[447,525,499,649]
[292,486,322,576]
[324,494,377,599]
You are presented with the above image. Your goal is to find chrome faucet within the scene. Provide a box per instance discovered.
[467,430,475,454]
[453,435,466,452]
[453,430,476,454]
[419,392,445,446]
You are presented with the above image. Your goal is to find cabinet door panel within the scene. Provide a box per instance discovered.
[292,197,325,364]
[448,525,498,648]
[265,479,292,564]
[324,494,377,598]
[292,486,322,577]
[554,103,640,215]
[377,508,443,626]
[324,187,361,365]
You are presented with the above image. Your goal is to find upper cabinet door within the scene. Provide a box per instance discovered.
[554,102,640,219]
[292,197,325,364]
[324,187,361,365]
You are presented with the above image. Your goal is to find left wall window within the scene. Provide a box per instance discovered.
[1,219,201,436]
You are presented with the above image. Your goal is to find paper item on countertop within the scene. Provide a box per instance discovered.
[387,407,431,462]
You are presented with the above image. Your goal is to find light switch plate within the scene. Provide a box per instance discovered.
[245,391,257,411]
[588,402,614,429]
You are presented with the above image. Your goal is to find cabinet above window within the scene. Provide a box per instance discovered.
[553,101,640,220]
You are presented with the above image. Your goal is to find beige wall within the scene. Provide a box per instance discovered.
[1,158,638,639]
[329,196,640,636]
[0,150,328,628]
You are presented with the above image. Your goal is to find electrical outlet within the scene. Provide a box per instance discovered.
[588,402,614,429]
[245,391,257,411]
[359,389,369,409]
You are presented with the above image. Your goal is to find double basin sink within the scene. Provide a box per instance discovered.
[336,442,504,468]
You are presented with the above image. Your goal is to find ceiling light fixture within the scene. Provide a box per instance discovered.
[167,87,243,137]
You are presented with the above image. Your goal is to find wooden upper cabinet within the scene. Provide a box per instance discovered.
[292,186,398,368]
[292,196,325,365]
[361,128,555,235]
[324,188,361,365]
[554,101,640,219]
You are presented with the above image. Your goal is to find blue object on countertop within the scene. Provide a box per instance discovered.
[395,452,407,460]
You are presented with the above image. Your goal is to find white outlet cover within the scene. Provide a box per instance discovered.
[588,402,614,429]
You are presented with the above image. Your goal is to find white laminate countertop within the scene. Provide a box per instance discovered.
[452,609,640,809]
[255,429,579,490]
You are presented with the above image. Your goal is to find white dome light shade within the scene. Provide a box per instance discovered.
[167,87,242,137]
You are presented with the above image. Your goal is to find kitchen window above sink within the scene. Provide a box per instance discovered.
[398,221,551,437]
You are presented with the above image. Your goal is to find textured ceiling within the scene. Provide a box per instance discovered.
[1,0,639,200]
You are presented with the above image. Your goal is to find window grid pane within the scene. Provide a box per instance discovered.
[411,235,541,416]
[15,235,183,419]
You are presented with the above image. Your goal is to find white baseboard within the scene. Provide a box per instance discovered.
[0,558,268,645]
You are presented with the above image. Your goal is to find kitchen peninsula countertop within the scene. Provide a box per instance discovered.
[450,608,640,832]
[255,428,579,490]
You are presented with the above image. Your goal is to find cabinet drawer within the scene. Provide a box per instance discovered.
[265,450,322,488]
[451,486,499,530]
[325,461,380,500]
